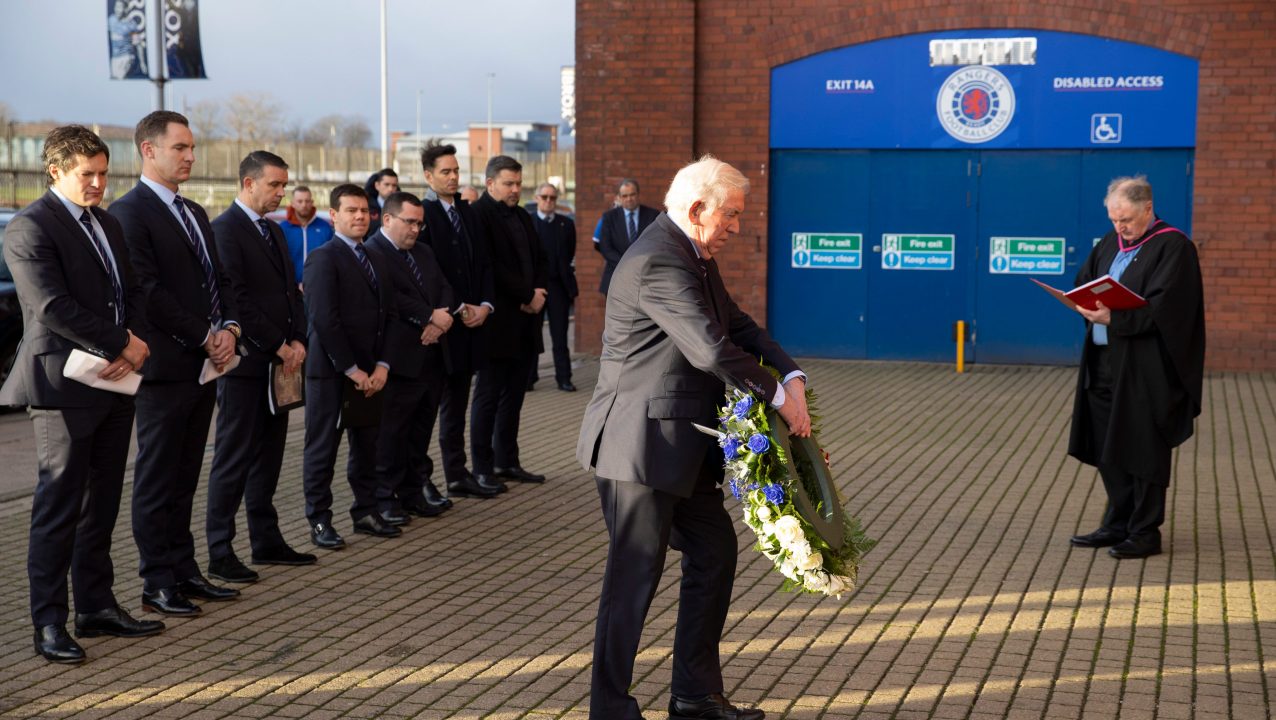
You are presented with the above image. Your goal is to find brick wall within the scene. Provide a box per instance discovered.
[575,0,1276,371]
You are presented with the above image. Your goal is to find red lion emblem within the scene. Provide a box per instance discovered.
[961,88,990,120]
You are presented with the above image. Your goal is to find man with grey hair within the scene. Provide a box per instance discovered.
[1067,175,1205,560]
[597,178,658,294]
[577,155,810,720]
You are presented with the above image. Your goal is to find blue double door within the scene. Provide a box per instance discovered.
[767,149,1193,364]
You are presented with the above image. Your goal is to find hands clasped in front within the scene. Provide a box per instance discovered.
[778,376,812,438]
[97,330,150,382]
[519,287,548,315]
[420,307,454,345]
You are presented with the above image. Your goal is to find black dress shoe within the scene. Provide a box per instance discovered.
[141,587,201,616]
[252,545,318,566]
[75,605,165,638]
[177,575,240,602]
[208,554,260,583]
[380,508,411,526]
[1109,537,1162,559]
[494,465,546,483]
[474,473,509,493]
[34,625,85,664]
[669,693,765,720]
[1070,528,1127,548]
[402,497,445,518]
[353,513,402,538]
[448,474,499,498]
[423,481,453,509]
[311,522,346,550]
[557,381,577,392]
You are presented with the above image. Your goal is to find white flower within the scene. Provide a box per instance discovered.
[772,515,803,547]
[779,559,800,581]
[755,505,772,523]
[828,574,852,596]
[788,539,812,561]
[803,570,830,592]
[761,521,776,538]
[797,551,823,572]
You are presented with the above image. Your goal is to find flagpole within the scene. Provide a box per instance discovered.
[379,0,389,168]
[152,0,167,111]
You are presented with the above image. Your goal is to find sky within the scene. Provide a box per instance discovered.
[0,0,575,142]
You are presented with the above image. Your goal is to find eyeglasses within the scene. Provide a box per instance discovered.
[387,214,423,229]
[537,194,558,200]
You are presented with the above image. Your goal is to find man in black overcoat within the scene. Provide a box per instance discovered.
[528,182,579,391]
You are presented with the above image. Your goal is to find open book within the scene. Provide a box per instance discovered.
[1031,275,1147,312]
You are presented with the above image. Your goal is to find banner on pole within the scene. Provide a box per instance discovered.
[107,0,149,79]
[164,0,207,80]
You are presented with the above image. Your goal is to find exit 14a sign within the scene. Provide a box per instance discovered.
[792,233,862,269]
[989,237,1066,275]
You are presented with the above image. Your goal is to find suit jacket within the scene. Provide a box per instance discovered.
[0,191,146,408]
[531,210,579,298]
[365,231,454,379]
[473,193,549,360]
[302,236,394,379]
[597,204,659,293]
[419,190,494,372]
[210,203,306,379]
[576,213,798,498]
[110,181,239,382]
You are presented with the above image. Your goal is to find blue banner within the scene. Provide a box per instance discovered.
[107,0,149,80]
[771,30,1198,149]
[164,0,207,80]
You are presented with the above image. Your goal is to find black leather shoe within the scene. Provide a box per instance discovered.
[208,554,259,583]
[1109,537,1162,559]
[494,465,546,483]
[380,508,411,526]
[311,522,346,550]
[1070,528,1127,548]
[448,474,499,498]
[353,513,402,538]
[424,481,453,509]
[252,545,318,566]
[402,497,445,518]
[475,473,509,493]
[557,381,577,392]
[177,575,239,602]
[75,605,164,638]
[34,625,85,664]
[669,693,765,720]
[141,587,201,616]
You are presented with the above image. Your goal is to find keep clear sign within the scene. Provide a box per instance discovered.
[989,237,1066,275]
[792,233,862,269]
[881,233,954,270]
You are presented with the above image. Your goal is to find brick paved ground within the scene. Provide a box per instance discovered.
[0,359,1272,719]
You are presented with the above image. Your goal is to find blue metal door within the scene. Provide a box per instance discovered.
[1079,150,1194,243]
[866,151,978,361]
[767,151,871,358]
[974,151,1084,364]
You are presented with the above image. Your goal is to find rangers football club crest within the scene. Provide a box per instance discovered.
[936,66,1016,143]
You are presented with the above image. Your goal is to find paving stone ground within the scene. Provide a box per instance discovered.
[0,357,1272,719]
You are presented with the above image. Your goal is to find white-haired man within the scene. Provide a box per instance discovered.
[577,156,811,720]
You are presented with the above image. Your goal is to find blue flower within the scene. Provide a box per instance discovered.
[733,396,754,419]
[762,484,786,505]
[722,436,742,460]
[747,433,770,454]
[728,479,743,500]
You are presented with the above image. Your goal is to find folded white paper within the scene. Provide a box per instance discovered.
[199,355,241,385]
[62,349,142,396]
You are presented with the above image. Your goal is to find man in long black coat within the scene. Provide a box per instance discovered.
[1067,176,1205,560]
[528,182,579,391]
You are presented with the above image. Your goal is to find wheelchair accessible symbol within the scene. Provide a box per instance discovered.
[1091,113,1122,144]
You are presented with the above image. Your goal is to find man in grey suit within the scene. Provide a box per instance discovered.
[577,156,811,720]
[1,125,162,663]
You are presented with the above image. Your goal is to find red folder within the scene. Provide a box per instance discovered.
[1031,275,1147,312]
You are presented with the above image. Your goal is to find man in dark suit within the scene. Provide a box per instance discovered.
[471,156,549,490]
[302,184,399,547]
[2,125,163,663]
[111,111,241,617]
[418,143,501,500]
[528,183,578,392]
[366,192,455,522]
[577,157,811,720]
[364,168,398,239]
[205,151,314,585]
[597,178,659,294]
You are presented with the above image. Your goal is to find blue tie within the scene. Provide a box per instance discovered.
[256,218,276,252]
[627,211,638,242]
[401,249,425,289]
[353,243,379,291]
[79,210,124,326]
[173,195,222,325]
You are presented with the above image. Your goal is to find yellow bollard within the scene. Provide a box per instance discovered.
[956,320,966,373]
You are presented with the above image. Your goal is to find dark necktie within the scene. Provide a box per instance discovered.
[173,195,223,325]
[79,210,124,326]
[256,218,276,251]
[448,204,472,263]
[353,243,379,291]
[400,249,425,289]
[627,212,638,243]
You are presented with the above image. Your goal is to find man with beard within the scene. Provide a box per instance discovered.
[279,186,334,285]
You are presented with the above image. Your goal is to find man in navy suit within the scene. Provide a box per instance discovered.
[302,184,399,547]
[1,125,163,663]
[205,151,314,585]
[528,183,578,391]
[111,111,241,617]
[364,168,398,239]
[597,179,659,294]
[366,192,455,522]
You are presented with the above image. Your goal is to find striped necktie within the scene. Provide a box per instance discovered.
[173,195,223,325]
[256,218,276,251]
[79,210,124,326]
[353,243,379,291]
[627,211,638,242]
[401,249,425,289]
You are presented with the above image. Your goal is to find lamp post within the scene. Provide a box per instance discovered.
[379,0,389,168]
[486,73,495,168]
